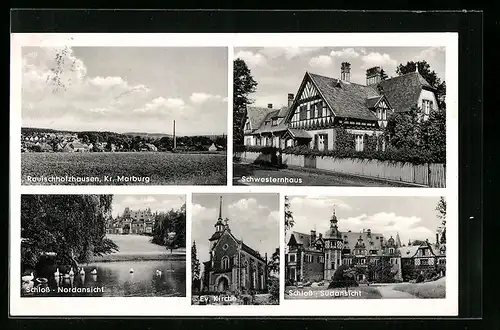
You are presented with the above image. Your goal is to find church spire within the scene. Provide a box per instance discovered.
[218,195,222,220]
[330,207,338,228]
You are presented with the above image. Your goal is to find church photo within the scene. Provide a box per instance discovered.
[284,195,446,299]
[191,193,280,305]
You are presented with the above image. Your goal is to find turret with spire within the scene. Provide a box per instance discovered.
[214,196,225,233]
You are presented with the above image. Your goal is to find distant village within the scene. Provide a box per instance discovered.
[21,129,227,153]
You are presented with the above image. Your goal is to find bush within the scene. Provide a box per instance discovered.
[267,276,279,302]
[283,145,443,164]
[328,265,359,289]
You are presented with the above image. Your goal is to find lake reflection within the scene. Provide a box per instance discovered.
[22,260,186,297]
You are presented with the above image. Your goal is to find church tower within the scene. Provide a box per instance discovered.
[209,196,226,250]
[323,208,343,280]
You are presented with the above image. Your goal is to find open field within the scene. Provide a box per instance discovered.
[21,152,226,185]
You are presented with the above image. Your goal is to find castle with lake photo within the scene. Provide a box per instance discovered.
[20,194,186,298]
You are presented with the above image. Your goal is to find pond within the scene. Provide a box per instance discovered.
[21,260,186,297]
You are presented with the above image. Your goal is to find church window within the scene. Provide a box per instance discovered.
[222,244,228,251]
[233,255,238,266]
[245,122,250,130]
[221,256,229,269]
[389,248,394,254]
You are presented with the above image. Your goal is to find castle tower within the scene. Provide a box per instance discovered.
[323,208,343,280]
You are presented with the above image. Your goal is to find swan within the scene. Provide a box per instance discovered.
[155,269,162,276]
[21,272,34,283]
[90,269,97,275]
[129,268,134,273]
[54,268,60,277]
[62,274,70,279]
[79,267,85,275]
[68,267,74,277]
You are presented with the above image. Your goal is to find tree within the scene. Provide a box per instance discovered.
[151,204,186,248]
[233,58,257,146]
[396,60,446,109]
[380,68,389,80]
[436,197,447,244]
[20,195,118,272]
[384,105,422,150]
[284,196,294,243]
[191,241,201,292]
[419,106,446,160]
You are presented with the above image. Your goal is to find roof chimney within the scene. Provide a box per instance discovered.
[341,62,351,82]
[287,93,294,107]
[267,103,273,109]
[366,66,382,85]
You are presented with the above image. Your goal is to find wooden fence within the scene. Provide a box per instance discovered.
[237,151,446,187]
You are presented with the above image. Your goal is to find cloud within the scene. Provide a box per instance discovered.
[361,52,397,71]
[287,197,435,246]
[189,92,224,104]
[260,47,322,60]
[308,55,333,68]
[414,46,446,61]
[234,50,267,68]
[133,96,185,113]
[21,47,227,135]
[330,48,363,59]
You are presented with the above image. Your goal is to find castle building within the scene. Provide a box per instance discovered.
[244,63,439,151]
[285,209,446,283]
[202,197,268,293]
[106,207,156,235]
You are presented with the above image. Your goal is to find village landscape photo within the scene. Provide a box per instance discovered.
[284,196,447,300]
[20,194,186,297]
[233,47,446,187]
[191,194,280,305]
[21,47,228,185]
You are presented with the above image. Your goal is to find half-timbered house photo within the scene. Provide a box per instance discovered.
[233,47,446,187]
[284,196,447,300]
[191,194,280,305]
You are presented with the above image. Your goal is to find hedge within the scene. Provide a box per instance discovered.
[283,145,444,165]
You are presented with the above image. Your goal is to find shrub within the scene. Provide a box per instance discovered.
[328,265,359,289]
[267,276,279,302]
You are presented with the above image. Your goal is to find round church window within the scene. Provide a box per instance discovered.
[222,244,228,250]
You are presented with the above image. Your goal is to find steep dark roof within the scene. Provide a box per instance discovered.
[241,242,265,262]
[253,110,288,134]
[287,129,312,139]
[209,231,223,241]
[308,72,379,121]
[246,106,275,131]
[376,71,433,113]
[340,231,385,254]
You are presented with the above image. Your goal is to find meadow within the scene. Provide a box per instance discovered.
[21,152,227,185]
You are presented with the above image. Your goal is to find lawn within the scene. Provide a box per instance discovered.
[284,284,382,299]
[21,152,226,185]
[392,277,446,298]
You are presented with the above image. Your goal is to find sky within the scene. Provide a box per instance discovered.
[192,193,279,272]
[21,47,228,135]
[234,46,446,108]
[286,196,444,247]
[111,194,186,218]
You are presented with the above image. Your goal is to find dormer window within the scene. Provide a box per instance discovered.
[264,120,270,126]
[272,118,278,126]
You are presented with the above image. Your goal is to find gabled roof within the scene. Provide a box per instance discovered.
[398,245,420,258]
[376,71,434,113]
[340,231,385,254]
[308,72,379,121]
[246,106,275,131]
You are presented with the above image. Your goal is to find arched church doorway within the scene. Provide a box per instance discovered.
[217,276,229,292]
